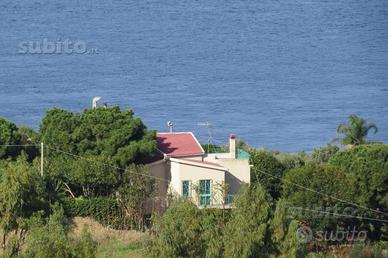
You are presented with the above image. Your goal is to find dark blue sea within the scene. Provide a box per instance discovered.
[1,0,387,152]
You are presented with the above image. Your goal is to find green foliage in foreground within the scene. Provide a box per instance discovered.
[148,185,306,258]
[271,199,307,258]
[250,150,285,199]
[223,185,272,257]
[62,197,123,228]
[0,156,48,245]
[148,200,206,257]
[3,205,97,258]
[281,163,357,231]
[329,144,388,239]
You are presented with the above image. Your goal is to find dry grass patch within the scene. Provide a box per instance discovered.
[70,217,149,258]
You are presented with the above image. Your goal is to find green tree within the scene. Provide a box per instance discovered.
[117,164,155,229]
[39,107,157,166]
[147,200,205,257]
[202,209,227,258]
[329,144,388,239]
[336,114,378,146]
[74,226,97,258]
[0,117,21,159]
[276,153,306,171]
[250,150,285,198]
[223,185,272,258]
[311,144,339,163]
[281,163,357,231]
[23,205,97,258]
[70,155,120,197]
[271,199,307,258]
[18,125,40,161]
[0,156,47,248]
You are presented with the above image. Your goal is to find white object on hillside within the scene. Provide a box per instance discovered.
[92,97,102,109]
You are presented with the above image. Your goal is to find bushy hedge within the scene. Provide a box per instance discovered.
[62,197,126,229]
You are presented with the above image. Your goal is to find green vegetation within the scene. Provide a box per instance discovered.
[0,110,387,257]
[0,107,157,257]
[250,150,285,199]
[336,114,378,146]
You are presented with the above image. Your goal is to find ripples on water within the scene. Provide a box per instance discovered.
[0,0,387,151]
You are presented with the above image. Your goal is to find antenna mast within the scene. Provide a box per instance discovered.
[167,121,174,133]
[197,122,213,153]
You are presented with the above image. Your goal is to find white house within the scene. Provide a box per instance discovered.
[148,132,251,210]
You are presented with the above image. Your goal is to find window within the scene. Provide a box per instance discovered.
[199,180,211,206]
[182,180,191,197]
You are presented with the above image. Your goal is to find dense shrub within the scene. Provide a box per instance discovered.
[271,199,307,258]
[62,197,124,229]
[148,200,205,257]
[276,153,306,171]
[223,185,273,258]
[329,144,388,239]
[148,200,229,258]
[311,144,339,164]
[23,205,97,258]
[69,155,120,197]
[329,144,388,209]
[281,163,357,231]
[0,156,48,246]
[250,150,285,198]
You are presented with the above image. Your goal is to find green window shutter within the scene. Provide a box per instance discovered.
[182,180,191,197]
[199,179,211,206]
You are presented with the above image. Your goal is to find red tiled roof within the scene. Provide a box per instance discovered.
[156,132,205,157]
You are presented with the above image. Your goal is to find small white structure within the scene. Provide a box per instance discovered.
[92,97,102,109]
[148,132,251,211]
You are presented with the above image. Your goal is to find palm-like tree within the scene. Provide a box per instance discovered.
[336,114,378,146]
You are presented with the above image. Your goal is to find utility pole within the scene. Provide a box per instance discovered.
[40,142,44,177]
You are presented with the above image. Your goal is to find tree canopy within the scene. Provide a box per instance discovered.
[250,150,285,199]
[336,114,378,146]
[39,107,157,166]
[0,117,22,159]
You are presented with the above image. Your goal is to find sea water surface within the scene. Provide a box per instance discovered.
[0,0,387,151]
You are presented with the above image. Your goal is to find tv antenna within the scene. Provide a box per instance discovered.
[167,121,174,133]
[197,122,214,153]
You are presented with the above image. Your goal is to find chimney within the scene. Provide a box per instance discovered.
[229,134,237,159]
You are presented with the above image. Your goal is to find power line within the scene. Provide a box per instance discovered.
[46,145,171,183]
[287,206,388,223]
[5,143,387,220]
[0,144,40,147]
[255,169,388,218]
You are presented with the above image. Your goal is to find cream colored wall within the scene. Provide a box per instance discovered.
[205,155,251,194]
[169,160,226,206]
[148,156,250,209]
[172,155,204,161]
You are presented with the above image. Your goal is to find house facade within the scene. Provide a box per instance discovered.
[148,132,251,209]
